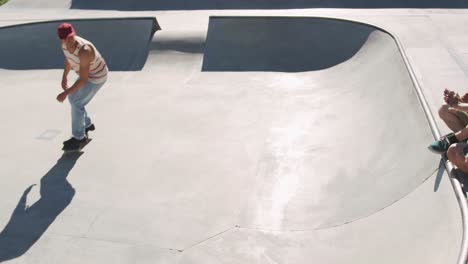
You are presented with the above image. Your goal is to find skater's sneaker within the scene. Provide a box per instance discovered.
[63,136,87,146]
[85,124,95,137]
[63,137,76,146]
[428,132,458,154]
[86,124,95,133]
[62,137,87,151]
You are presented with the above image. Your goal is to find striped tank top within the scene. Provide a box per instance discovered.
[62,36,108,84]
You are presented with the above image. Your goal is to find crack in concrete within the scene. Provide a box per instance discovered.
[83,206,110,237]
[181,226,236,252]
[46,232,182,252]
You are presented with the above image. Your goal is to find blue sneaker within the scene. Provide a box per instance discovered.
[428,133,457,154]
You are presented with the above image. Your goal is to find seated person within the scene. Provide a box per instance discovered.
[429,89,468,154]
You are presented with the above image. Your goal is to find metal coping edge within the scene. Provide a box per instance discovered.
[368,18,468,264]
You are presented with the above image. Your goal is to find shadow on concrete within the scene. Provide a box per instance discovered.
[0,18,160,71]
[150,37,205,54]
[0,153,82,263]
[202,17,375,72]
[70,0,468,10]
[433,159,446,192]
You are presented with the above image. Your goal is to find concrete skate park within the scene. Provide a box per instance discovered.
[1,1,468,263]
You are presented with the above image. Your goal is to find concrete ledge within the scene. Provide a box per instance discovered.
[0,17,161,71]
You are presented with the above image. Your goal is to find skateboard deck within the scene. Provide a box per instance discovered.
[62,138,92,153]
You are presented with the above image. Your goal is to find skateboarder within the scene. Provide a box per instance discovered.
[56,23,108,151]
[428,89,468,153]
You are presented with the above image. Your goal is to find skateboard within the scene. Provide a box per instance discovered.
[62,138,92,153]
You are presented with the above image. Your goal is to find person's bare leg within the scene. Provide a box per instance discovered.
[447,143,468,174]
[439,105,465,132]
[438,104,468,141]
[439,105,466,132]
[456,127,468,142]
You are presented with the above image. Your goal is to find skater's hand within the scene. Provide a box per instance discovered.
[56,91,68,103]
[61,77,68,90]
[444,88,461,106]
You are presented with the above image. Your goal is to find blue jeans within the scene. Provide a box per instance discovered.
[68,80,105,140]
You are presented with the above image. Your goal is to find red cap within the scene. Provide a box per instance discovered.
[57,23,75,40]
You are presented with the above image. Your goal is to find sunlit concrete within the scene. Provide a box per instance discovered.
[0,2,467,264]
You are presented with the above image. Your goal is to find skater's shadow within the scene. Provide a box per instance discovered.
[0,153,82,262]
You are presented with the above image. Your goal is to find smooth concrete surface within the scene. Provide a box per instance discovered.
[0,3,467,264]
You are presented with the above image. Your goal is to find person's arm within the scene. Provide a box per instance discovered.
[57,46,92,102]
[451,103,468,112]
[62,59,71,90]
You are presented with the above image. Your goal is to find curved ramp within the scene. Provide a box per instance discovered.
[0,18,160,71]
[201,16,440,229]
